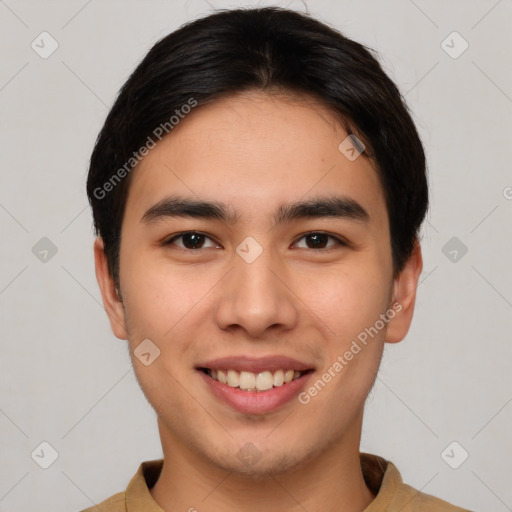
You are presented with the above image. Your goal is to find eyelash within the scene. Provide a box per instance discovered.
[162,231,349,251]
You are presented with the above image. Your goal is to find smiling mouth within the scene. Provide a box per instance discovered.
[200,368,311,392]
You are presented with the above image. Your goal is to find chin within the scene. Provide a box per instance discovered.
[206,443,315,479]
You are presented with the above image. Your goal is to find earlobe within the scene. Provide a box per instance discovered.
[385,240,423,344]
[93,237,128,340]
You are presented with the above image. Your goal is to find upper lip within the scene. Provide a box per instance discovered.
[197,355,314,373]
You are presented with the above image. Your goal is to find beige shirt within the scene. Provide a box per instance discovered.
[81,453,471,511]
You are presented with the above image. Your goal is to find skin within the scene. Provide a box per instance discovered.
[95,90,423,512]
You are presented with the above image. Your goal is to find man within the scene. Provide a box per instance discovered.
[84,6,470,511]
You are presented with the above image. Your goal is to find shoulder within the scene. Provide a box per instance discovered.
[79,491,126,512]
[76,459,163,512]
[362,454,472,512]
[396,482,472,511]
[383,461,472,512]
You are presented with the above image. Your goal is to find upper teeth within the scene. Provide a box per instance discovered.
[207,369,303,391]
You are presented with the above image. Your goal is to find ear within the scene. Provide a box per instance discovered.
[94,237,128,340]
[385,240,423,344]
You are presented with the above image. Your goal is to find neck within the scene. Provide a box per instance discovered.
[150,413,374,512]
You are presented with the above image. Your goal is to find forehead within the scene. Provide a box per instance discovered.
[124,90,387,225]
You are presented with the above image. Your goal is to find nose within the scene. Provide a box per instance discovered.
[214,244,299,338]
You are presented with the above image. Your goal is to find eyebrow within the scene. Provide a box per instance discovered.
[141,195,369,225]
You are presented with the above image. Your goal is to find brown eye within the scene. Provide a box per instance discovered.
[165,232,219,250]
[294,232,345,250]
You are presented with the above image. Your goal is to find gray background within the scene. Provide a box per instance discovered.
[1,0,511,510]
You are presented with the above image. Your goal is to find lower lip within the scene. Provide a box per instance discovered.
[198,370,312,415]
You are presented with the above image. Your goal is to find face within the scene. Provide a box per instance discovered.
[96,90,421,476]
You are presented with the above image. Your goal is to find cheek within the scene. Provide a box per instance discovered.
[119,252,222,371]
[120,249,194,334]
[304,264,392,344]
[119,260,202,409]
